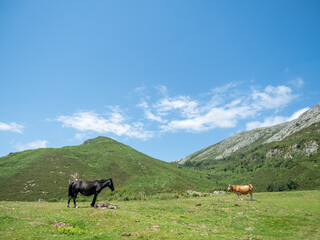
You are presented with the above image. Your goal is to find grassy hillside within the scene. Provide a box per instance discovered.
[0,137,213,201]
[180,122,320,192]
[0,191,319,239]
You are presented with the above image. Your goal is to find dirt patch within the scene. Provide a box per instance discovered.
[122,232,131,236]
[147,225,160,231]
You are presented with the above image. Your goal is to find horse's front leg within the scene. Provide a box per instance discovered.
[91,193,99,207]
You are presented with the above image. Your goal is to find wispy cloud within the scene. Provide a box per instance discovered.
[74,133,87,140]
[246,107,309,130]
[137,101,167,123]
[15,140,48,151]
[289,77,304,89]
[155,96,199,118]
[0,122,24,133]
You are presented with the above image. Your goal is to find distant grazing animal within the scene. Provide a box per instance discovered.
[67,178,114,208]
[228,184,253,201]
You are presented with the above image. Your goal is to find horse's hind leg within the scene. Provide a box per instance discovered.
[91,193,98,207]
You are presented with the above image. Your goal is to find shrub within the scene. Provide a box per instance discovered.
[287,180,299,190]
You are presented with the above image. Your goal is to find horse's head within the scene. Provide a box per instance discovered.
[228,184,233,192]
[108,178,115,191]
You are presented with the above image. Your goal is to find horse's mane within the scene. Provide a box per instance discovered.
[97,179,111,183]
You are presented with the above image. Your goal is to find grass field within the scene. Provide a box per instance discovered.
[0,191,319,239]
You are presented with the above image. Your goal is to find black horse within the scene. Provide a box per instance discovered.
[67,178,114,208]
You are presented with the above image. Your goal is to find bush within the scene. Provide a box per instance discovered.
[184,160,194,167]
[287,180,299,190]
[267,180,299,192]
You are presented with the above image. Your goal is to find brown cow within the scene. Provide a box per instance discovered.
[228,184,253,201]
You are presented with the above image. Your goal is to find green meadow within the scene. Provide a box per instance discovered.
[1,191,319,240]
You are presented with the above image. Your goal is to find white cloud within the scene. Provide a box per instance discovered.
[252,85,295,111]
[74,133,87,140]
[155,96,199,118]
[137,101,167,123]
[211,81,240,95]
[0,122,24,133]
[56,109,153,140]
[161,108,236,132]
[156,85,169,97]
[246,107,309,130]
[246,116,288,130]
[161,105,255,133]
[56,82,301,138]
[15,140,48,151]
[287,107,309,120]
[289,77,304,88]
[136,83,298,134]
[145,110,166,123]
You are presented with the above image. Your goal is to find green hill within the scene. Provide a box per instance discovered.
[0,136,212,201]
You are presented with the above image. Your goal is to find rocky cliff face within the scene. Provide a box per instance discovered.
[265,140,319,159]
[177,103,320,164]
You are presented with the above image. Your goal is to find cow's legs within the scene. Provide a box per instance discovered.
[91,193,98,207]
[250,193,253,201]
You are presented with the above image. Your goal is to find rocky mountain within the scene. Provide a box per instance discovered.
[177,102,320,164]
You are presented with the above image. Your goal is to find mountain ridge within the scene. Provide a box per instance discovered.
[177,103,320,164]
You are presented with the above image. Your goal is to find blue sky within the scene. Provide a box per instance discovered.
[1,0,319,161]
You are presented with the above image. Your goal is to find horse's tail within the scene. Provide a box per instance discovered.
[248,184,253,191]
[68,182,74,197]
